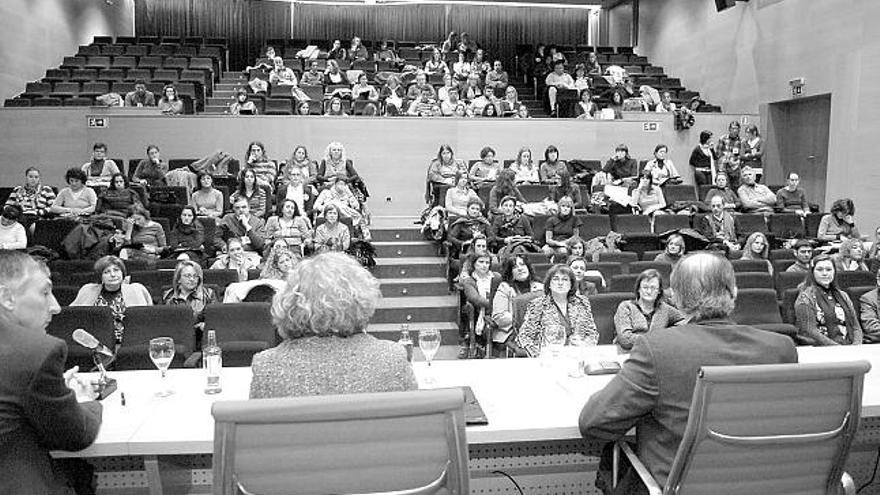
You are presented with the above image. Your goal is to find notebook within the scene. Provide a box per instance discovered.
[462,386,488,425]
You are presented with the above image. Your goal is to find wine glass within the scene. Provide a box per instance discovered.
[149,337,175,397]
[566,333,588,378]
[418,329,441,385]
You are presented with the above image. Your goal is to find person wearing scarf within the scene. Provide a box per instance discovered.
[795,254,863,345]
[447,198,491,258]
[167,206,205,262]
[489,195,535,255]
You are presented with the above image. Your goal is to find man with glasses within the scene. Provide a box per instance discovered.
[786,239,813,273]
[698,195,739,251]
[857,268,880,344]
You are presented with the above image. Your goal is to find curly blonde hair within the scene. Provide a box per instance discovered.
[271,252,381,339]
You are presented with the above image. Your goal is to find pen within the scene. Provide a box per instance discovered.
[120,392,126,406]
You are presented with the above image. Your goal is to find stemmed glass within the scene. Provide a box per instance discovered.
[418,329,441,385]
[149,337,175,397]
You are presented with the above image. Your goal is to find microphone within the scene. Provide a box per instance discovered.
[72,329,114,357]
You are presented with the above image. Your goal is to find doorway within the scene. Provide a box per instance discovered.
[764,94,831,210]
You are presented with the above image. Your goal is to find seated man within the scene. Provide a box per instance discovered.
[5,167,56,234]
[698,196,739,251]
[405,72,436,102]
[544,60,575,116]
[300,60,324,87]
[217,197,265,265]
[858,267,880,344]
[579,253,798,494]
[786,239,813,273]
[775,172,809,215]
[737,166,776,213]
[702,172,739,212]
[407,87,440,117]
[484,60,508,92]
[123,80,155,107]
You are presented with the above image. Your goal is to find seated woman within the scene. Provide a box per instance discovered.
[631,173,668,216]
[0,206,26,250]
[263,199,313,259]
[497,86,520,116]
[510,147,540,184]
[250,252,417,398]
[550,169,584,210]
[167,206,205,262]
[642,144,682,186]
[97,173,143,218]
[481,103,499,118]
[795,254,863,346]
[487,169,527,218]
[818,198,860,242]
[456,234,498,281]
[379,75,406,115]
[832,238,869,272]
[351,73,379,101]
[294,100,312,116]
[655,233,685,266]
[567,256,599,296]
[374,40,401,64]
[275,167,317,221]
[516,264,599,357]
[314,174,364,228]
[229,88,258,115]
[425,144,468,205]
[345,37,369,62]
[244,141,278,193]
[491,255,543,357]
[230,168,268,219]
[574,89,598,119]
[469,146,500,187]
[447,198,490,259]
[269,57,309,102]
[158,84,184,115]
[539,145,568,184]
[458,251,503,359]
[542,196,581,257]
[280,145,317,187]
[613,269,684,351]
[603,143,638,187]
[740,231,773,275]
[703,172,740,211]
[261,243,295,280]
[161,260,217,344]
[489,195,536,256]
[424,48,449,76]
[323,59,349,86]
[132,144,168,187]
[210,237,259,282]
[50,168,97,219]
[190,173,224,218]
[119,206,167,264]
[70,255,153,347]
[313,204,351,254]
[584,52,602,76]
[444,171,480,219]
[316,142,361,190]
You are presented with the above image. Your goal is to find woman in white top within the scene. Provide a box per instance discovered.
[631,174,667,216]
[50,168,97,219]
[642,144,682,186]
[444,171,480,218]
[510,147,540,184]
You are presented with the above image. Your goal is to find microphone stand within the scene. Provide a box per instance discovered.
[91,351,118,400]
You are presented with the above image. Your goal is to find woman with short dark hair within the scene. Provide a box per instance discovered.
[491,255,543,355]
[795,255,863,345]
[689,130,717,187]
[96,173,143,218]
[613,269,684,351]
[50,168,97,218]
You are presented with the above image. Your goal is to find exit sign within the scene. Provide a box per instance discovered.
[643,122,659,132]
[791,85,804,98]
[87,116,108,128]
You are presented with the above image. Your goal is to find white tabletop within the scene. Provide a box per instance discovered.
[55,345,879,458]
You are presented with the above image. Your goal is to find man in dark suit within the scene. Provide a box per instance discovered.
[579,253,798,494]
[0,250,103,495]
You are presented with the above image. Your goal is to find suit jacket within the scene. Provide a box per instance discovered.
[578,320,797,490]
[0,326,103,495]
[217,213,266,253]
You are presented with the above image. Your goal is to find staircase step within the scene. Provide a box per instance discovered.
[367,321,459,346]
[208,97,232,106]
[373,295,458,324]
[204,105,228,114]
[371,227,425,242]
[379,277,449,297]
[373,240,439,258]
[371,257,446,278]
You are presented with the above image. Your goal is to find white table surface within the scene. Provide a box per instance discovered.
[55,344,880,458]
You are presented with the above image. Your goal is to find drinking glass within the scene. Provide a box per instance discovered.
[149,337,175,397]
[542,323,566,361]
[566,334,588,378]
[418,329,441,385]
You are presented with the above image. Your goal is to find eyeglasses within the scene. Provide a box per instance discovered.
[180,274,200,280]
[550,275,571,283]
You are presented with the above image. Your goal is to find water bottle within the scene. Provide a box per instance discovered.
[203,330,223,394]
[399,324,413,363]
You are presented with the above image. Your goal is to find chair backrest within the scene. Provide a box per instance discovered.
[203,302,276,366]
[768,213,805,238]
[212,388,469,495]
[587,292,632,344]
[836,270,874,289]
[577,214,612,241]
[730,258,769,273]
[114,305,195,370]
[627,261,672,281]
[512,291,542,333]
[597,251,638,265]
[734,271,774,289]
[612,214,651,235]
[845,285,873,319]
[665,361,870,495]
[608,273,638,294]
[46,306,115,370]
[731,288,784,325]
[775,270,807,300]
[652,214,691,234]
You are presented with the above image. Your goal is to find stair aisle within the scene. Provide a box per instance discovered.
[367,217,461,361]
[204,70,248,114]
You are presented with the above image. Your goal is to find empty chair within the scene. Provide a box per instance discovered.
[730,258,770,273]
[77,45,102,56]
[805,212,825,238]
[588,292,632,345]
[46,306,115,370]
[151,69,179,83]
[68,68,98,82]
[61,56,87,70]
[203,302,276,366]
[85,56,111,70]
[608,274,639,294]
[203,269,242,294]
[63,97,94,106]
[775,270,807,300]
[263,98,293,115]
[125,44,148,56]
[771,258,796,274]
[627,261,672,280]
[613,360,869,495]
[734,213,769,241]
[163,57,189,72]
[212,388,469,495]
[43,68,69,82]
[653,214,690,234]
[612,215,651,235]
[578,214,612,241]
[731,288,797,337]
[49,81,80,98]
[138,56,163,70]
[837,270,874,289]
[53,285,81,306]
[734,271,774,289]
[96,69,126,83]
[93,35,114,45]
[150,44,177,57]
[662,185,697,205]
[114,305,195,370]
[101,45,125,56]
[32,97,62,107]
[597,251,638,265]
[111,55,137,70]
[769,248,796,260]
[22,82,51,98]
[4,98,30,107]
[769,213,805,239]
[129,270,175,302]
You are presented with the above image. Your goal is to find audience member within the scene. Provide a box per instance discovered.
[542,196,581,256]
[210,238,258,282]
[157,84,184,115]
[488,195,535,255]
[243,141,278,192]
[228,88,258,115]
[485,60,508,91]
[374,40,400,63]
[441,31,460,54]
[491,255,543,356]
[574,89,598,119]
[217,197,266,264]
[775,172,809,214]
[447,198,490,257]
[275,167,317,220]
[469,146,500,186]
[452,51,473,82]
[481,102,499,118]
[545,60,576,116]
[786,239,814,273]
[460,252,502,358]
[585,52,602,75]
[487,169,527,218]
[300,60,324,87]
[497,86,520,116]
[96,173,143,218]
[472,49,491,74]
[161,260,216,340]
[50,168,97,219]
[550,169,584,210]
[0,206,27,250]
[259,243,295,280]
[857,267,880,343]
[124,79,155,107]
[510,147,539,184]
[426,144,468,204]
[698,195,740,251]
[323,59,349,86]
[655,91,676,113]
[599,89,625,120]
[572,64,591,92]
[230,168,268,219]
[405,72,436,101]
[715,121,742,182]
[294,101,311,117]
[423,48,449,76]
[817,198,860,241]
[346,36,369,62]
[517,264,599,357]
[568,256,599,296]
[458,33,477,55]
[737,167,776,213]
[119,206,167,263]
[703,172,740,211]
[313,204,351,254]
[167,205,205,262]
[132,144,168,187]
[613,269,684,351]
[655,233,685,265]
[250,252,416,397]
[190,173,224,218]
[316,141,360,189]
[81,142,120,188]
[0,250,102,495]
[444,171,480,218]
[516,105,531,119]
[603,144,638,186]
[380,74,406,115]
[643,144,682,186]
[314,174,364,228]
[407,86,439,116]
[631,173,667,216]
[462,73,485,108]
[324,96,349,117]
[539,145,568,184]
[70,255,153,346]
[579,253,797,493]
[740,231,773,275]
[740,124,764,171]
[832,238,868,272]
[795,254,863,346]
[263,199,313,259]
[437,73,457,102]
[4,167,56,232]
[688,130,716,188]
[281,145,317,186]
[351,73,379,101]
[327,40,346,60]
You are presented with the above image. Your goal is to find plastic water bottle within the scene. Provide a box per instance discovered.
[203,330,222,394]
[399,324,413,363]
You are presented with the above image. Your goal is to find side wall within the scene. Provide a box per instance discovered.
[0,110,754,217]
[0,0,135,102]
[637,0,880,231]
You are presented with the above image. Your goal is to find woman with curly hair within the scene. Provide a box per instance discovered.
[510,147,539,184]
[250,252,417,397]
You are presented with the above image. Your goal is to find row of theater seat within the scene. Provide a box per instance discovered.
[46,302,276,371]
[90,35,228,47]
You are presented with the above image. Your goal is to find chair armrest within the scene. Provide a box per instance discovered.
[615,441,663,495]
[840,472,855,495]
[184,351,202,368]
